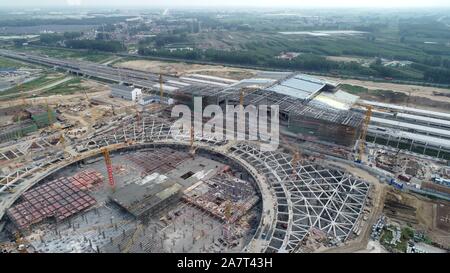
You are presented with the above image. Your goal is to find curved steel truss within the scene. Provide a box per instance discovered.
[229,142,370,252]
[1,113,370,253]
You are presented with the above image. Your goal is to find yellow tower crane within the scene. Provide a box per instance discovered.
[356,105,373,163]
[239,88,247,128]
[280,134,302,180]
[102,147,116,192]
[239,88,245,108]
[45,99,55,129]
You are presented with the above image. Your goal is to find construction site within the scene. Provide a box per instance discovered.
[0,48,449,253]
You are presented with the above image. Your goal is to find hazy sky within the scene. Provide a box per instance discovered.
[1,0,450,8]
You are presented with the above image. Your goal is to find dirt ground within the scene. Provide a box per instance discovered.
[354,240,389,253]
[114,60,257,80]
[0,78,110,107]
[0,79,128,140]
[115,59,450,111]
[326,56,372,64]
[321,75,450,112]
[383,189,450,248]
[80,79,110,94]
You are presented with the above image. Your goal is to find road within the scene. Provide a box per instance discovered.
[11,46,450,89]
[0,49,222,92]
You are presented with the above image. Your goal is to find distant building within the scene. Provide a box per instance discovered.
[0,105,55,143]
[0,121,38,143]
[110,84,142,102]
[138,96,175,106]
[214,73,363,147]
[277,52,301,60]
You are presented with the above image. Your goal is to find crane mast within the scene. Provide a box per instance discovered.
[357,105,373,163]
[101,147,116,191]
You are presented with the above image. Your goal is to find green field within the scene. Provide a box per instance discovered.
[135,11,450,84]
[4,9,450,85]
[15,46,112,63]
[0,56,29,68]
[0,73,66,99]
[41,78,83,96]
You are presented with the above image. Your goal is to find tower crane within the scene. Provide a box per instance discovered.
[101,147,116,192]
[239,88,245,108]
[280,134,303,180]
[356,105,372,163]
[45,99,55,129]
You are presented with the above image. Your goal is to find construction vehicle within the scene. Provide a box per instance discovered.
[101,147,116,191]
[388,178,404,190]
